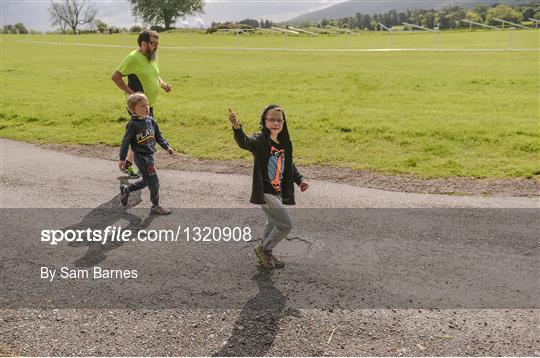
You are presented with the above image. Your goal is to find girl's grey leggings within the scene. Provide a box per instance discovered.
[261,193,293,251]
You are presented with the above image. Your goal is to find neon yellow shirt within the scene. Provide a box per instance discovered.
[117,50,160,107]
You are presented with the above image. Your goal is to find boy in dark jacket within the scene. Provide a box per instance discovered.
[229,105,310,269]
[119,93,174,215]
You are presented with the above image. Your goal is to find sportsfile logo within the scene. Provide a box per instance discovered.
[41,226,141,245]
[40,226,253,245]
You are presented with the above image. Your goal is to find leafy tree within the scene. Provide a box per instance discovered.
[397,12,407,25]
[239,18,258,28]
[346,17,355,29]
[14,23,29,34]
[411,8,426,26]
[437,13,451,29]
[129,0,204,30]
[2,25,15,34]
[447,7,466,28]
[355,13,363,29]
[465,10,482,23]
[95,19,108,33]
[521,7,535,20]
[486,4,523,25]
[360,14,372,30]
[422,11,436,28]
[473,4,490,21]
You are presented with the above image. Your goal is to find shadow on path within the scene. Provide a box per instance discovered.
[213,269,300,356]
[66,177,156,267]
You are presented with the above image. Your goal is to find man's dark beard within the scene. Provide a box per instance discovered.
[146,48,156,61]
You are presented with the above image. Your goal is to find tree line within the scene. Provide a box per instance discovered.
[2,23,32,34]
[317,3,539,30]
[207,19,275,33]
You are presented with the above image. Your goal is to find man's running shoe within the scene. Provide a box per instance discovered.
[121,164,140,179]
[254,243,275,269]
[151,206,172,215]
[120,184,130,206]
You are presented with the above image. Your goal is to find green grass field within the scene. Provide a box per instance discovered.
[1,30,539,178]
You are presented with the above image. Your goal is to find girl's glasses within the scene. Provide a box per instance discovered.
[266,118,284,124]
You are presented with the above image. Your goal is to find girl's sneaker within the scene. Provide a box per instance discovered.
[254,244,274,269]
[271,255,285,269]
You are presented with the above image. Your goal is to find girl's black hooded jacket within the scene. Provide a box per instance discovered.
[233,105,303,205]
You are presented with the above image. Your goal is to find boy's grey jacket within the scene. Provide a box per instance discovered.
[119,115,169,161]
[233,105,303,205]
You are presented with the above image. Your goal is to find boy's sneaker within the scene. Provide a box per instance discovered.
[151,206,172,215]
[120,184,130,206]
[121,164,140,179]
[254,244,275,269]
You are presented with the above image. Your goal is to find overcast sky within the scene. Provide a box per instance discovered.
[1,0,348,31]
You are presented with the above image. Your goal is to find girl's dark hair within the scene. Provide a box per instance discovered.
[260,104,283,129]
[260,104,291,144]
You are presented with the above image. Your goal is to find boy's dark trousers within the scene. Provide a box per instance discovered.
[128,152,160,207]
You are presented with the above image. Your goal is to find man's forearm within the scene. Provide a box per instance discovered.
[112,72,134,95]
[114,78,134,95]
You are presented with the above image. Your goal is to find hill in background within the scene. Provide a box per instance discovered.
[287,0,532,23]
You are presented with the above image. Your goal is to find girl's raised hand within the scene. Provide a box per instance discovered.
[228,108,241,129]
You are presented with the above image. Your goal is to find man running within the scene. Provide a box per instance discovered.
[111,29,172,177]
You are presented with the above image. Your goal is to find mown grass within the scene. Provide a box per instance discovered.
[1,31,538,178]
